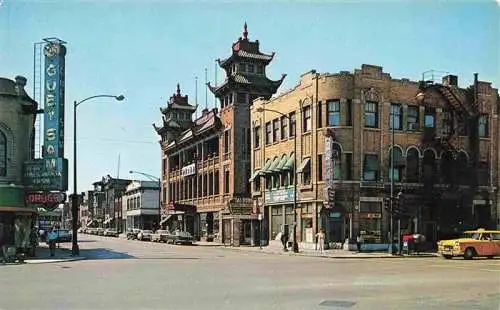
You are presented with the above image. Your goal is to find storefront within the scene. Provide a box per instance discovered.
[220,197,261,246]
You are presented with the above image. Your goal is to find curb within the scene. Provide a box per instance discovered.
[24,256,87,264]
[218,246,438,259]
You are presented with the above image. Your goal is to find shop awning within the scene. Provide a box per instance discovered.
[160,214,173,225]
[249,170,263,182]
[272,154,289,172]
[282,153,295,171]
[260,158,273,174]
[297,157,311,173]
[265,157,281,174]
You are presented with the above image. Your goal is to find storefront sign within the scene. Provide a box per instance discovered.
[359,213,382,219]
[323,129,338,207]
[265,188,295,204]
[181,163,196,177]
[43,41,67,159]
[23,158,69,191]
[25,191,66,204]
[329,212,342,219]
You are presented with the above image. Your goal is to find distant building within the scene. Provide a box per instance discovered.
[123,180,160,231]
[0,75,38,250]
[99,175,131,233]
[154,24,285,245]
[251,65,499,250]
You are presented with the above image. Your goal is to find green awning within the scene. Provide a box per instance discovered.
[261,159,273,173]
[266,157,281,174]
[249,170,262,182]
[282,153,295,171]
[297,157,311,173]
[272,155,289,172]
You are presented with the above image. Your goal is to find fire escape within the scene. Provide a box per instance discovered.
[418,74,480,232]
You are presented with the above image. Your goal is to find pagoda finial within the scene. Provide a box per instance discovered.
[176,83,181,96]
[243,22,248,39]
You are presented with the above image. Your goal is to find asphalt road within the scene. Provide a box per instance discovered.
[1,234,499,310]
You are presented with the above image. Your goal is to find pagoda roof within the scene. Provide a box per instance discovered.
[218,50,275,68]
[207,73,286,95]
[160,84,197,115]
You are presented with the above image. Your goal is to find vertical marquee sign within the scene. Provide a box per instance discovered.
[43,40,67,159]
[323,128,337,208]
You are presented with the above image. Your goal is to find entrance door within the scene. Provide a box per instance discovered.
[233,220,240,247]
[223,219,231,245]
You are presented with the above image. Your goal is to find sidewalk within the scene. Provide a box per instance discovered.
[24,242,86,264]
[196,241,438,259]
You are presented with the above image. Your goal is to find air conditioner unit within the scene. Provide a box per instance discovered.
[408,123,420,131]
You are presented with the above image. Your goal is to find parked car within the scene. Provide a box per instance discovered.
[151,230,170,243]
[126,229,141,240]
[166,230,194,245]
[137,230,153,241]
[97,228,105,236]
[104,229,119,237]
[437,228,500,259]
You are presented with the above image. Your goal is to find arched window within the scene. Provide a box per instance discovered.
[406,148,420,183]
[440,150,456,184]
[422,149,436,182]
[0,130,6,177]
[388,147,404,182]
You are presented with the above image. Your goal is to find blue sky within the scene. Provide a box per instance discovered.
[0,0,498,193]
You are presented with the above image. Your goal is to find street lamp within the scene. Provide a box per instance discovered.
[256,107,299,253]
[129,170,161,231]
[389,107,395,255]
[72,94,124,256]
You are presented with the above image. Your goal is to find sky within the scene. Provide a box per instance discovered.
[0,0,499,194]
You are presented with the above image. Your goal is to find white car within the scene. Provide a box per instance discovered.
[137,230,153,241]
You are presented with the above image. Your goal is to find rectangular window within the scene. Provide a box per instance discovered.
[303,106,311,132]
[478,114,489,137]
[289,112,296,137]
[254,176,261,192]
[363,154,379,181]
[257,65,264,74]
[327,100,340,126]
[214,171,220,194]
[280,116,288,140]
[203,174,208,196]
[265,175,272,189]
[265,122,272,145]
[407,106,420,131]
[223,130,230,153]
[238,63,246,72]
[317,102,323,128]
[254,126,261,148]
[224,170,230,193]
[273,175,280,188]
[345,153,352,180]
[457,111,468,135]
[390,103,402,130]
[303,164,311,185]
[346,99,352,126]
[272,119,280,142]
[364,101,378,128]
[442,110,453,135]
[198,175,202,197]
[317,154,323,181]
[424,107,436,128]
[247,64,255,73]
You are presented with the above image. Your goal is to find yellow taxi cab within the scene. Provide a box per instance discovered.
[437,228,500,260]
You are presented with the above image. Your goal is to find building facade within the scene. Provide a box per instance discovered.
[251,65,499,250]
[98,175,131,233]
[123,180,160,231]
[79,190,94,228]
[0,76,38,251]
[155,24,285,245]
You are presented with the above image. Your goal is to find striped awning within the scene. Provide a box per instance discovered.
[260,158,274,174]
[282,153,295,171]
[297,158,311,173]
[249,170,263,182]
[272,155,289,173]
[265,157,281,174]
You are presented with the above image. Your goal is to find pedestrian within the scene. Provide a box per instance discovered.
[315,228,326,255]
[47,227,58,257]
[356,233,363,253]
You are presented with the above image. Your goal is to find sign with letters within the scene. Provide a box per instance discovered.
[43,42,67,159]
[23,158,68,191]
[181,163,196,177]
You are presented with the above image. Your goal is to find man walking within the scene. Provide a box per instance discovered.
[316,228,326,255]
[47,227,58,257]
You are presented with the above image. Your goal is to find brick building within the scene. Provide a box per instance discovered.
[155,24,285,245]
[251,65,499,250]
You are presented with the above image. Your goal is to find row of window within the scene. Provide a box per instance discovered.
[254,101,490,148]
[0,131,6,177]
[168,170,230,201]
[126,197,141,210]
[232,62,265,75]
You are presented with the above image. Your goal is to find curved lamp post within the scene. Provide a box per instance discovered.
[256,107,299,253]
[72,94,124,256]
[129,170,161,231]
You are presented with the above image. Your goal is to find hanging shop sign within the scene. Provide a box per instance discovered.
[181,163,196,177]
[23,158,69,191]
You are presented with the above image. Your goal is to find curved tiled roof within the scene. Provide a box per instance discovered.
[208,73,286,95]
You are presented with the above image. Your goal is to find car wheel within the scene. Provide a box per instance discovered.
[464,247,475,260]
[443,255,452,259]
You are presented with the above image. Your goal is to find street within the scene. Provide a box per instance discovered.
[1,235,499,310]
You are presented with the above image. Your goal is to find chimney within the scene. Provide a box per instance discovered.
[14,75,27,96]
[442,75,458,87]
